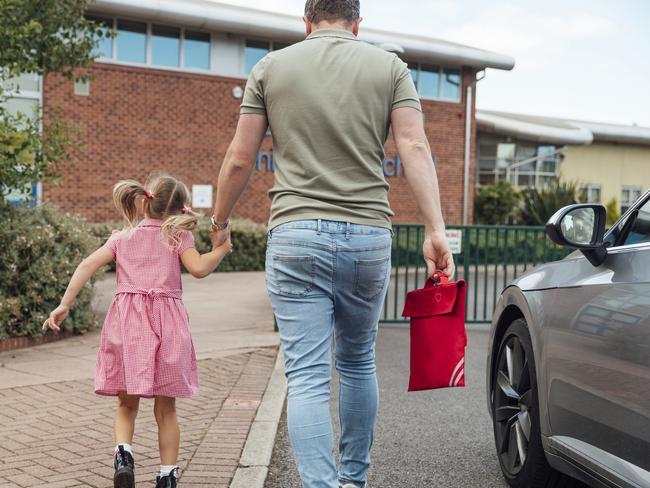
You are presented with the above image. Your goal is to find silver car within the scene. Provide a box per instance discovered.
[487,196,650,488]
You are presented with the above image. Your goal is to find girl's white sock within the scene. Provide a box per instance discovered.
[159,465,179,478]
[114,443,133,455]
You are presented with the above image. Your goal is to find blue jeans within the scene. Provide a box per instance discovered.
[266,220,392,488]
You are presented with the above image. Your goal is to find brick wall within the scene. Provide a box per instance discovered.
[43,63,476,225]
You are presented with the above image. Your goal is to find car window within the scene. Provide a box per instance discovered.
[622,199,650,246]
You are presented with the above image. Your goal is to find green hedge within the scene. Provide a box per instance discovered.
[90,218,268,273]
[391,226,571,267]
[0,204,100,339]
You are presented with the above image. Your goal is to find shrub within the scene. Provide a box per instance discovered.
[474,181,520,225]
[90,217,268,273]
[0,204,101,339]
[605,197,621,226]
[519,180,581,226]
[194,218,267,272]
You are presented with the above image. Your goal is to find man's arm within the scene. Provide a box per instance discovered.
[212,114,268,243]
[391,106,455,278]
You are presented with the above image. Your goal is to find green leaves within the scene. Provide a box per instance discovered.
[519,181,581,226]
[0,204,101,338]
[475,181,521,225]
[0,0,112,200]
[0,0,112,79]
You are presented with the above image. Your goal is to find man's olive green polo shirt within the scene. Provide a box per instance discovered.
[240,28,422,230]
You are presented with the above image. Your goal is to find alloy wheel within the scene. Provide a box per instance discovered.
[494,334,533,476]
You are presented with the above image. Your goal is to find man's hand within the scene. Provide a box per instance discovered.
[210,228,231,249]
[423,231,455,279]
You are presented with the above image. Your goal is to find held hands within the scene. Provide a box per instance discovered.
[42,304,70,332]
[210,227,231,249]
[210,228,233,257]
[423,230,455,280]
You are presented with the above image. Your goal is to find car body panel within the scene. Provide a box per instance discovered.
[488,237,650,484]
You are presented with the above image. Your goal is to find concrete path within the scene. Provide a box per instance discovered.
[265,326,508,488]
[0,272,280,488]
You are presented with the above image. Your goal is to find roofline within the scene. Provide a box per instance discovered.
[476,111,593,146]
[88,0,515,70]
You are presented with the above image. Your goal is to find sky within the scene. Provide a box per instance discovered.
[213,0,650,127]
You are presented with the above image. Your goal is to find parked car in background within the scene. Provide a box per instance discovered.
[486,192,650,488]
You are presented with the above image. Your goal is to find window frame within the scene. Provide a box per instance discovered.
[91,16,212,73]
[475,141,561,189]
[579,183,602,203]
[605,189,650,250]
[621,185,642,214]
[242,38,293,75]
[408,61,462,103]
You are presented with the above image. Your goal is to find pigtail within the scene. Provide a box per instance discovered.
[161,211,200,249]
[113,180,147,229]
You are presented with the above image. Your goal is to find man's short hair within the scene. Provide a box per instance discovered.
[304,0,361,24]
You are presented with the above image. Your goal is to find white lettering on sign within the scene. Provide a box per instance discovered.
[446,229,462,254]
[192,185,213,209]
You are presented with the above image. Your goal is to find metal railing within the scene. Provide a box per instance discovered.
[381,225,571,325]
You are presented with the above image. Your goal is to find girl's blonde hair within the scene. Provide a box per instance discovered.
[112,174,199,248]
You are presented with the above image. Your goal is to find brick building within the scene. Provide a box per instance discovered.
[40,0,514,225]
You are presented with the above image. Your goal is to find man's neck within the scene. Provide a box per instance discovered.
[311,21,354,34]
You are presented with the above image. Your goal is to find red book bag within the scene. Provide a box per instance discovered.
[402,273,467,392]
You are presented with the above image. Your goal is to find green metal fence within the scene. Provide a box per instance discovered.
[380,225,571,325]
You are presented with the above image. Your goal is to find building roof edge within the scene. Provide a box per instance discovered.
[88,0,515,70]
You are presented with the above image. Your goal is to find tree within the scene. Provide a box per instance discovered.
[474,181,520,225]
[0,0,112,202]
[519,180,581,226]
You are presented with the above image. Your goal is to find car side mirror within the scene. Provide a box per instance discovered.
[545,204,608,267]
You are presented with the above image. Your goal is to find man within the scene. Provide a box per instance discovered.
[211,1,454,486]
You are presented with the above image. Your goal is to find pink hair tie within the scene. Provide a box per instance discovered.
[182,205,193,214]
[145,191,154,200]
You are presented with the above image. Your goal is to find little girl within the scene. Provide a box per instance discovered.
[43,174,232,488]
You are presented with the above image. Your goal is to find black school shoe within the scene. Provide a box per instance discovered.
[113,446,135,488]
[156,468,178,488]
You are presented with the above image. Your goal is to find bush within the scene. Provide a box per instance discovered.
[0,204,101,339]
[519,181,581,226]
[194,218,267,272]
[90,218,268,273]
[475,181,520,224]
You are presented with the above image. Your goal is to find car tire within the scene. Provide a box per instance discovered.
[491,319,585,488]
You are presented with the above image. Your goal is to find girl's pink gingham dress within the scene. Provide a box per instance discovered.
[95,218,199,398]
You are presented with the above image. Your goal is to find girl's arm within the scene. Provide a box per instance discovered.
[181,239,233,279]
[43,246,115,332]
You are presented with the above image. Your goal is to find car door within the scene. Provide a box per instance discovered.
[543,196,650,474]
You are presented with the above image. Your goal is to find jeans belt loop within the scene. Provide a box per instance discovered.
[317,219,322,235]
[345,222,351,240]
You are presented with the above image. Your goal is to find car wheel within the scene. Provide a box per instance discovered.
[492,319,584,488]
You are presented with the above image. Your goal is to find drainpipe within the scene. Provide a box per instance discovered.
[462,84,473,225]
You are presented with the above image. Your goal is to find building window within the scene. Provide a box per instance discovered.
[621,186,642,214]
[88,16,113,58]
[580,184,602,203]
[477,141,560,189]
[245,40,270,74]
[408,62,461,102]
[184,30,211,70]
[91,17,212,72]
[152,25,180,67]
[442,70,461,100]
[116,19,147,64]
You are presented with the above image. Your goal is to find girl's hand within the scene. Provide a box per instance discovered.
[219,238,234,256]
[42,305,70,332]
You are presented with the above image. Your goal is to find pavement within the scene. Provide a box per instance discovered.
[0,272,281,488]
[265,326,508,488]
